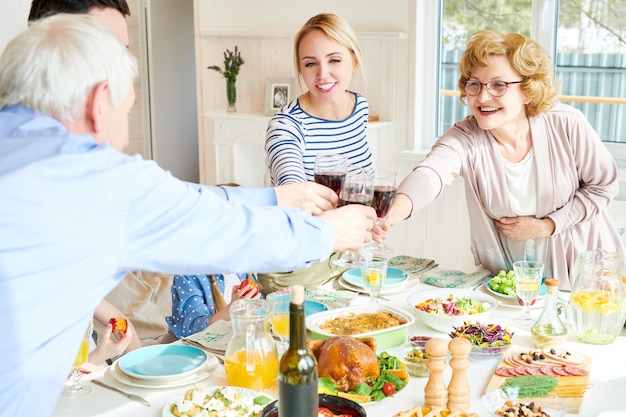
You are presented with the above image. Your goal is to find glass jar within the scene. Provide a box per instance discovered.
[224,299,278,389]
[531,278,568,348]
[570,249,625,344]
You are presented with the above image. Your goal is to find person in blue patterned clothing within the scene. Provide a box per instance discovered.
[166,273,261,338]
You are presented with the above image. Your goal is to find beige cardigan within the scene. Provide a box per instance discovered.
[399,103,624,291]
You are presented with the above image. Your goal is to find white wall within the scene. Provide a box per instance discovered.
[0,0,29,53]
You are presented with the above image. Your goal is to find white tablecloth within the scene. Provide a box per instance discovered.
[52,283,626,417]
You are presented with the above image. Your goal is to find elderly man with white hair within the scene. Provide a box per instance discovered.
[0,15,378,416]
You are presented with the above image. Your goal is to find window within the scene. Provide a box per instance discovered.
[413,0,626,161]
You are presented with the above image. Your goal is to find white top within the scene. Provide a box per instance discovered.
[503,148,538,261]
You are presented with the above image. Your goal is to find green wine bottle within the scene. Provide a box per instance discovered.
[278,285,318,416]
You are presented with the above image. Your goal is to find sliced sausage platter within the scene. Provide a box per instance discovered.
[484,347,591,414]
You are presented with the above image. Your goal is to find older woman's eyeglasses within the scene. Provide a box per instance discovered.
[463,80,523,97]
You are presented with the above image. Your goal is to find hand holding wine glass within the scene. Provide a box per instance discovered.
[513,260,544,328]
[314,153,347,196]
[364,169,397,253]
[63,320,93,398]
[334,168,374,266]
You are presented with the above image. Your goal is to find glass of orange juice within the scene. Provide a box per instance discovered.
[63,320,93,398]
[266,291,290,355]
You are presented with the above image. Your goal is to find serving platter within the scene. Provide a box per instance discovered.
[484,346,591,414]
[118,345,210,381]
[162,386,270,417]
[306,304,415,349]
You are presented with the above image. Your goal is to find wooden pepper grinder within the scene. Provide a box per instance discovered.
[424,338,449,408]
[447,337,472,411]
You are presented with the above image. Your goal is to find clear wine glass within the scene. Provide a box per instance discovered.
[513,260,544,328]
[266,291,290,356]
[63,320,93,398]
[334,168,374,267]
[362,169,397,255]
[359,254,389,303]
[314,153,347,195]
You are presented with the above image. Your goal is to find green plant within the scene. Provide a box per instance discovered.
[207,46,244,81]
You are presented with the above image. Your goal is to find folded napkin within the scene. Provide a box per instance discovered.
[388,255,438,276]
[182,319,231,357]
[304,286,357,309]
[421,267,491,289]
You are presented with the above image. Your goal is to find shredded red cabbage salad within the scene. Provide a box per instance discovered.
[449,321,514,347]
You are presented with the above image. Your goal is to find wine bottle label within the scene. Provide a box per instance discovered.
[278,380,318,417]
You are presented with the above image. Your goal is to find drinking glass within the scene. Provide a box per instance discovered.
[266,292,290,356]
[513,261,544,328]
[359,254,389,303]
[314,153,348,195]
[63,320,93,398]
[334,168,374,267]
[362,169,397,254]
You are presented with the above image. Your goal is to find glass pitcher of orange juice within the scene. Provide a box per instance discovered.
[224,299,278,390]
[570,249,625,344]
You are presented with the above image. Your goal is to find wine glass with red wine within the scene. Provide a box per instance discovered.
[314,153,347,195]
[362,169,397,253]
[334,168,373,267]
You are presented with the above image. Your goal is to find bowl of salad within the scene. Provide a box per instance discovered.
[449,321,514,360]
[407,288,497,333]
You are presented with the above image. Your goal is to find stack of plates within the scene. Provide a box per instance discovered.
[107,344,218,389]
[337,267,418,295]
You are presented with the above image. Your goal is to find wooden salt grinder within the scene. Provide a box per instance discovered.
[447,337,472,411]
[424,338,449,408]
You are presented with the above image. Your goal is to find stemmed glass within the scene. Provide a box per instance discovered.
[266,292,290,356]
[513,260,544,328]
[63,320,93,398]
[314,153,347,195]
[362,169,397,254]
[359,254,389,303]
[334,168,374,267]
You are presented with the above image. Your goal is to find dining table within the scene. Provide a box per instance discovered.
[52,275,626,417]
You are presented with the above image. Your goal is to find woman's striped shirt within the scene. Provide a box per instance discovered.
[265,91,374,185]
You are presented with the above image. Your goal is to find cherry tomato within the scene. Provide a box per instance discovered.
[382,382,396,395]
[318,407,334,417]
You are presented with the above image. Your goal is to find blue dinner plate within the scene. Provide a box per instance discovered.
[304,300,329,316]
[267,292,328,317]
[118,345,208,381]
[342,267,409,289]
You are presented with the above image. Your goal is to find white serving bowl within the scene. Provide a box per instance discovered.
[406,288,498,333]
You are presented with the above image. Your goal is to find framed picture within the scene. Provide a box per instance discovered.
[264,77,296,116]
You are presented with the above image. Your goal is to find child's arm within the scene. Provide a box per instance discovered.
[85,299,142,370]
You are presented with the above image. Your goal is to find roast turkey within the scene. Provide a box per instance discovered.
[307,336,380,391]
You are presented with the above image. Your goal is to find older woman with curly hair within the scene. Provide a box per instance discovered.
[385,30,624,291]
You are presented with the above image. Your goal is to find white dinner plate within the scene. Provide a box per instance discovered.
[342,267,409,290]
[162,386,271,417]
[485,277,547,300]
[118,345,209,381]
[108,355,218,389]
[478,283,544,309]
